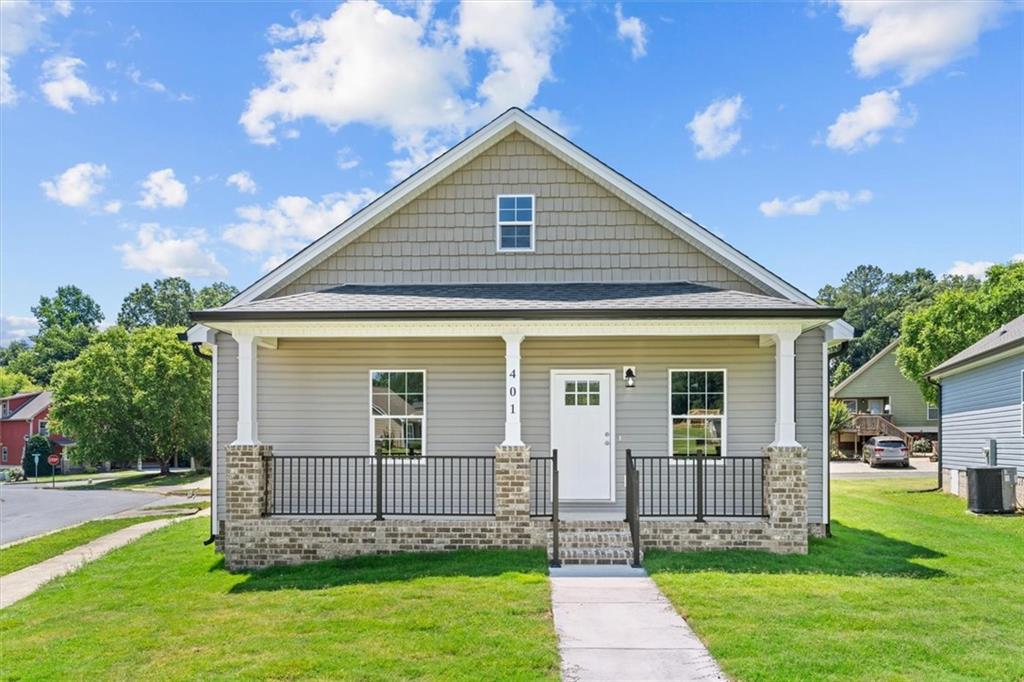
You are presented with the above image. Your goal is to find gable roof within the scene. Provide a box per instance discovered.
[927,314,1024,378]
[226,108,822,309]
[1,391,51,421]
[832,340,900,394]
[193,281,842,322]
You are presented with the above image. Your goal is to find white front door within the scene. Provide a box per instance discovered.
[551,371,614,501]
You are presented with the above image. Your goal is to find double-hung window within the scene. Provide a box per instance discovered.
[669,370,726,456]
[496,195,534,251]
[926,403,939,421]
[38,420,49,436]
[371,370,425,457]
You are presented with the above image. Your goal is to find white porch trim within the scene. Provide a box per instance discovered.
[770,330,801,448]
[501,333,524,447]
[232,332,260,446]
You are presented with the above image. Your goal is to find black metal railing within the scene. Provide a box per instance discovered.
[630,452,767,520]
[269,454,495,517]
[625,450,641,566]
[530,451,560,567]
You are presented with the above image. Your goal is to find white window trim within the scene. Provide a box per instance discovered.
[667,368,728,458]
[926,402,939,421]
[368,369,427,464]
[1,446,7,464]
[495,193,536,253]
[841,398,857,413]
[38,420,49,435]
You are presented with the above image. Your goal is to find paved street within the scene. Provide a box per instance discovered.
[0,486,164,545]
[831,457,938,479]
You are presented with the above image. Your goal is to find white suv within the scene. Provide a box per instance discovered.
[862,437,910,468]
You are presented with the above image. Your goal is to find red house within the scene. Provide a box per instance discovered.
[0,391,72,471]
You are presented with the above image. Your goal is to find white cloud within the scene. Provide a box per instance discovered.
[138,168,188,208]
[0,57,18,105]
[946,259,994,279]
[759,189,873,217]
[614,3,647,59]
[1013,253,1024,263]
[104,199,122,214]
[686,94,743,160]
[826,89,914,152]
[127,66,166,93]
[53,1,73,18]
[226,171,257,194]
[40,55,103,111]
[837,0,1008,85]
[1,315,37,346]
[223,190,378,270]
[336,147,360,170]
[117,224,227,277]
[40,162,109,207]
[240,1,565,180]
[123,26,142,46]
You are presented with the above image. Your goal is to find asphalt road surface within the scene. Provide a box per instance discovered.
[0,486,164,544]
[830,458,938,479]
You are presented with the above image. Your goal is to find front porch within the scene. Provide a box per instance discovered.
[201,316,824,570]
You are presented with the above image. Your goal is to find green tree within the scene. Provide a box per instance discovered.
[194,282,239,310]
[117,278,195,329]
[51,326,210,473]
[898,260,1024,403]
[828,400,854,456]
[32,285,103,332]
[25,434,54,477]
[0,368,41,396]
[0,340,32,367]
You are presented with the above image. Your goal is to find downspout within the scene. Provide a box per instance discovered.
[179,332,217,545]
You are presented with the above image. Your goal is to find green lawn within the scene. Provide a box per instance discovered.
[1,515,181,577]
[647,478,1024,681]
[0,519,559,680]
[63,470,208,490]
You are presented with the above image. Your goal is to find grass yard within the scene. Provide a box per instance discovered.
[63,470,208,490]
[0,514,190,577]
[0,519,559,680]
[647,478,1024,681]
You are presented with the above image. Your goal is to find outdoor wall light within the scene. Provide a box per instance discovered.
[624,366,637,389]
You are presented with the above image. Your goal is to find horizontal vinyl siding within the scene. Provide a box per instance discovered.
[796,328,824,524]
[271,132,769,297]
[834,345,936,430]
[215,333,237,524]
[941,353,1024,470]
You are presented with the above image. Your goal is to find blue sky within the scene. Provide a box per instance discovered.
[2,1,1022,343]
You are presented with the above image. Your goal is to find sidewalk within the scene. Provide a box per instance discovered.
[550,566,725,681]
[0,510,208,609]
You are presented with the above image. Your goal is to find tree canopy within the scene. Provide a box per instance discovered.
[819,265,980,384]
[50,326,210,472]
[898,260,1024,403]
[0,367,41,397]
[32,285,103,332]
[118,278,239,329]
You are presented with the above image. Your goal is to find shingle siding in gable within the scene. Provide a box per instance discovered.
[271,132,770,298]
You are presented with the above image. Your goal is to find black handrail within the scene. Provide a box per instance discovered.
[551,449,560,567]
[630,454,767,519]
[625,449,641,567]
[269,454,495,517]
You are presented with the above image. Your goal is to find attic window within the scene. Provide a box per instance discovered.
[496,195,534,252]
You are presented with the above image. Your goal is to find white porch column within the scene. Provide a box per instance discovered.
[232,332,260,445]
[502,333,525,447]
[770,330,801,448]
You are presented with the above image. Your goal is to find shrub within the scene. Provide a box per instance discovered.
[913,438,933,454]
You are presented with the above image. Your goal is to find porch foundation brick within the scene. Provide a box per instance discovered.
[763,445,810,554]
[224,443,274,521]
[494,445,532,522]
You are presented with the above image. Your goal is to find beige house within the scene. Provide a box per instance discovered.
[189,108,852,569]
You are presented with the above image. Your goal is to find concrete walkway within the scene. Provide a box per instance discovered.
[551,567,725,681]
[0,510,207,609]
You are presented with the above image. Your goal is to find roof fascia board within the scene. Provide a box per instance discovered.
[928,342,1024,380]
[832,339,900,394]
[227,109,823,308]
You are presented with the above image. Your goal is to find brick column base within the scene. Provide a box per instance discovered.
[495,445,531,523]
[763,445,809,554]
[225,444,273,521]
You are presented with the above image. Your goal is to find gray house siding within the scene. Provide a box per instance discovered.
[269,132,772,298]
[940,352,1024,471]
[214,333,825,524]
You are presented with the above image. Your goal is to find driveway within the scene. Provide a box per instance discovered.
[831,457,938,479]
[0,486,164,545]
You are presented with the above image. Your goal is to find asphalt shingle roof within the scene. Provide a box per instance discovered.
[928,313,1024,376]
[192,282,841,321]
[1,391,51,421]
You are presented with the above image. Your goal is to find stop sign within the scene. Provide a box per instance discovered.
[47,454,61,466]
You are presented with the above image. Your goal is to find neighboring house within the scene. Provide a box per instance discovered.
[832,340,937,454]
[0,391,73,472]
[188,108,853,569]
[927,314,1024,508]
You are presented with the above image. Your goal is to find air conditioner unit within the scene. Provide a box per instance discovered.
[967,466,1017,513]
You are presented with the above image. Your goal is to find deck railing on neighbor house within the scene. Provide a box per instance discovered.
[628,451,767,520]
[269,454,495,517]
